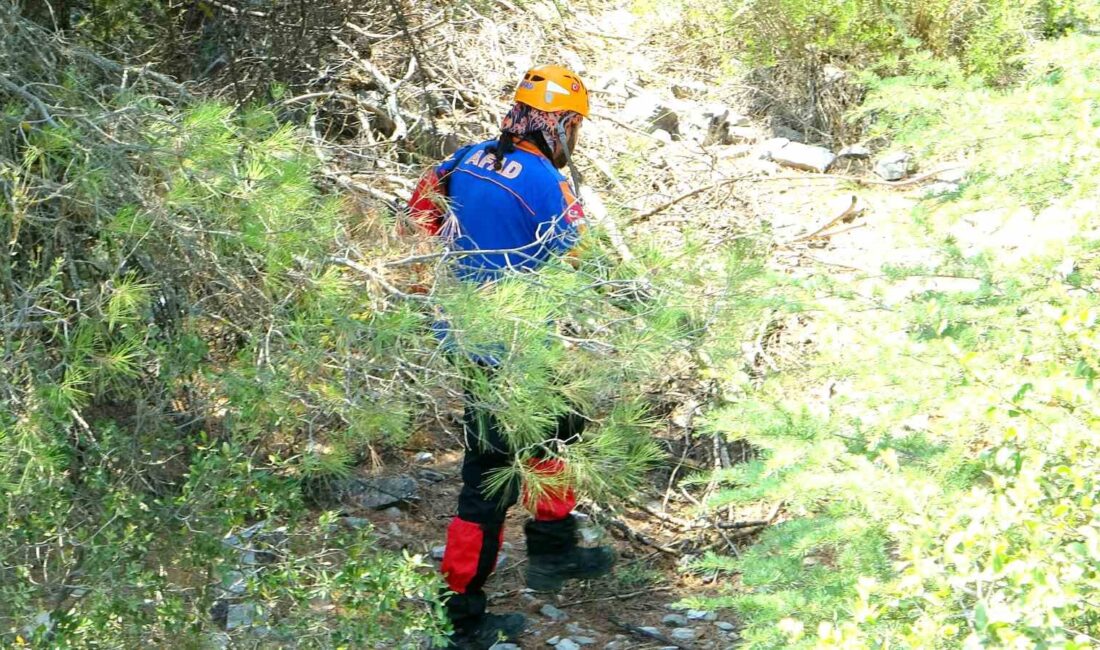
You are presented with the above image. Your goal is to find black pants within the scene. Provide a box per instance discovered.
[442,391,586,630]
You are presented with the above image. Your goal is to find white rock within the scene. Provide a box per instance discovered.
[621,93,680,134]
[490,644,520,650]
[573,637,597,646]
[555,639,581,650]
[874,151,914,181]
[413,451,434,463]
[766,141,836,173]
[547,636,562,645]
[838,144,871,159]
[431,545,446,561]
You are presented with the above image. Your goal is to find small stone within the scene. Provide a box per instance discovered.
[541,604,569,621]
[766,141,836,173]
[431,545,446,561]
[874,151,914,181]
[639,626,661,636]
[381,506,403,520]
[670,627,697,642]
[417,469,446,483]
[687,609,717,621]
[555,640,581,650]
[572,637,597,645]
[838,144,871,159]
[651,129,673,144]
[547,636,562,645]
[771,125,805,142]
[566,623,584,635]
[490,644,520,650]
[662,613,689,627]
[340,516,371,530]
[413,452,434,464]
[716,621,736,632]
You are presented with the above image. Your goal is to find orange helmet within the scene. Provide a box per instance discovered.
[513,65,590,118]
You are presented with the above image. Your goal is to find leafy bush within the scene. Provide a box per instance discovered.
[727,0,1093,140]
[2,5,774,646]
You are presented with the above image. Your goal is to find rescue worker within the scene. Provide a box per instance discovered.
[407,65,616,650]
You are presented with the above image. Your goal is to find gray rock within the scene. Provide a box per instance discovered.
[431,545,447,561]
[541,603,569,621]
[765,141,836,173]
[340,516,371,530]
[225,603,255,630]
[716,621,737,632]
[838,144,871,159]
[771,125,805,142]
[555,640,581,650]
[687,609,717,621]
[572,637,597,645]
[340,475,419,510]
[602,642,626,650]
[874,151,914,181]
[381,506,404,520]
[417,469,446,483]
[413,451,434,464]
[547,636,561,645]
[670,627,697,642]
[222,570,247,595]
[489,644,520,650]
[639,626,661,636]
[662,613,689,627]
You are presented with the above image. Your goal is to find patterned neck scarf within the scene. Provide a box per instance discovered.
[500,102,583,157]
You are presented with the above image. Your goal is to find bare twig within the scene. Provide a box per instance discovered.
[0,74,60,127]
[627,175,750,226]
[788,195,863,243]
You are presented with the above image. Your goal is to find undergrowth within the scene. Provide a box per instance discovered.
[686,26,1100,650]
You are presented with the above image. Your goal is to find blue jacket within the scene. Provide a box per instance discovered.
[434,138,585,283]
[409,138,585,363]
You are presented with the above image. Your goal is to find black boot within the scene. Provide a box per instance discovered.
[445,612,526,649]
[525,516,615,592]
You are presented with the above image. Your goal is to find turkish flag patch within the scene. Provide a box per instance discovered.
[565,201,585,225]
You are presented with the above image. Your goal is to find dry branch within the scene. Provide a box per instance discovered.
[627,175,750,226]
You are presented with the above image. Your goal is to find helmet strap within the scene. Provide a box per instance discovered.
[555,120,584,194]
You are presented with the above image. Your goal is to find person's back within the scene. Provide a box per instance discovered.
[441,139,582,283]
